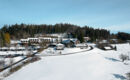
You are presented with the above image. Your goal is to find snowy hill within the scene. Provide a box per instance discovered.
[4,43,130,80]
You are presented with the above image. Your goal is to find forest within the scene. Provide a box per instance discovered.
[0,23,130,46]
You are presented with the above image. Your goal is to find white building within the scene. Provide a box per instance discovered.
[20,39,29,43]
[20,33,79,44]
[20,37,59,44]
[28,38,39,43]
[20,38,39,43]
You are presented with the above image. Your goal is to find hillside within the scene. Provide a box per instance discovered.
[3,43,130,80]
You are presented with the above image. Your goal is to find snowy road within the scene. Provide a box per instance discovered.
[38,46,93,57]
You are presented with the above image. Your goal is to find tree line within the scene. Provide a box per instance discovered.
[0,23,130,46]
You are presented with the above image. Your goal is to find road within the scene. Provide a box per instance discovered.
[39,46,94,57]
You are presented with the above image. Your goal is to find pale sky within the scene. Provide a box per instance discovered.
[0,0,130,33]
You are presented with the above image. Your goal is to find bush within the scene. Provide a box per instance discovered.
[126,73,130,80]
[119,54,129,62]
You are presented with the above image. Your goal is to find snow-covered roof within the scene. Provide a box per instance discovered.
[20,39,28,41]
[35,46,41,48]
[1,47,9,49]
[17,47,26,49]
[104,47,111,50]
[10,47,16,49]
[39,37,54,39]
[99,40,109,44]
[76,44,87,47]
[62,38,77,41]
[11,40,21,44]
[56,43,64,46]
[62,40,72,43]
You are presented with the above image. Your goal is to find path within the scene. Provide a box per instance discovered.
[39,46,93,57]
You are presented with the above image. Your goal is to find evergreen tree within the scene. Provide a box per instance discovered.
[0,31,5,47]
[0,23,111,42]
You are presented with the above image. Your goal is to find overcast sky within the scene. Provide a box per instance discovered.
[0,0,130,33]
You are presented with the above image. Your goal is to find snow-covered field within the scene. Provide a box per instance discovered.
[4,43,130,80]
[0,50,33,70]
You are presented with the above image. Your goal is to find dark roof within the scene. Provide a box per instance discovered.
[62,40,74,44]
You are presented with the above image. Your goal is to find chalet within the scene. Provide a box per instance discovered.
[96,40,115,50]
[62,38,80,44]
[62,40,75,47]
[110,39,118,44]
[84,37,90,42]
[71,39,80,44]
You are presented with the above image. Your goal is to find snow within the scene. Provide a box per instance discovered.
[0,51,27,55]
[104,47,111,49]
[4,57,23,66]
[4,43,130,80]
[0,50,37,55]
[10,40,21,44]
[40,47,91,56]
[56,43,64,46]
[87,43,96,47]
[76,43,87,47]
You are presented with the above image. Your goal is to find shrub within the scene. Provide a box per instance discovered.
[119,54,128,62]
[126,73,130,80]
